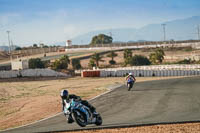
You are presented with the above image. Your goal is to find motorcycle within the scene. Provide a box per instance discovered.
[64,99,102,127]
[127,78,134,91]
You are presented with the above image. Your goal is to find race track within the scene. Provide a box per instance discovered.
[1,76,200,133]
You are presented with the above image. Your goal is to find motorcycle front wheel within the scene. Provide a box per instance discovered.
[128,83,133,91]
[72,110,87,127]
[95,114,102,126]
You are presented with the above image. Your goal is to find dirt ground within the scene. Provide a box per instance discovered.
[64,122,200,133]
[0,76,188,130]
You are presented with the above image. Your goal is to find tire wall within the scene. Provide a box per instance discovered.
[82,65,200,77]
[0,69,69,78]
[97,70,200,77]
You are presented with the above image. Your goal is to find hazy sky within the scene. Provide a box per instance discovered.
[0,0,200,46]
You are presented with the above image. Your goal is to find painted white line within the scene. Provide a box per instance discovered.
[0,84,123,132]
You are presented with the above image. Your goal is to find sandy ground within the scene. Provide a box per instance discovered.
[64,123,200,133]
[0,76,188,130]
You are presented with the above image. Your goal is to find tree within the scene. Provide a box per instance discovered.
[90,53,104,67]
[29,58,45,69]
[90,34,112,45]
[130,55,151,66]
[107,51,118,65]
[52,55,70,70]
[123,49,132,66]
[88,59,96,68]
[72,58,82,70]
[60,55,70,64]
[149,48,165,64]
[149,53,157,64]
[43,45,49,48]
[15,47,22,50]
[33,44,38,48]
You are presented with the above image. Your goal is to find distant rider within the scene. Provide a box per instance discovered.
[125,72,136,86]
[60,89,98,123]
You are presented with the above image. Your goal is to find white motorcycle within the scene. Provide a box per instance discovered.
[64,99,102,127]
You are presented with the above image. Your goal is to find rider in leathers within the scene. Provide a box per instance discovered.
[125,72,136,87]
[60,90,97,123]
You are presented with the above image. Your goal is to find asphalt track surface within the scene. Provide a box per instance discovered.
[1,76,200,133]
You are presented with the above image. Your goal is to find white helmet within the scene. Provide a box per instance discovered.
[129,72,133,76]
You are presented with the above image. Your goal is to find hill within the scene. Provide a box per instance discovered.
[70,16,200,45]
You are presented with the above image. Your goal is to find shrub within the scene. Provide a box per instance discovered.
[177,59,192,64]
[109,60,116,65]
[88,59,96,68]
[51,55,70,70]
[130,55,151,66]
[90,53,104,67]
[149,48,165,64]
[107,51,118,65]
[123,49,132,66]
[29,58,45,69]
[72,58,82,70]
[15,47,22,50]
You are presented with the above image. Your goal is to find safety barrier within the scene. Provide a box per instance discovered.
[98,69,200,77]
[0,69,69,78]
[81,71,100,77]
[100,64,200,71]
[82,64,200,77]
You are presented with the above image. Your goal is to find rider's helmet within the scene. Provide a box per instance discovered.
[129,72,133,76]
[60,89,69,99]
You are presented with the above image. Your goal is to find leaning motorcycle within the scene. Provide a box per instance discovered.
[127,78,134,91]
[64,99,102,127]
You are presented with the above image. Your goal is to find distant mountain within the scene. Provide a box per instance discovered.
[50,42,66,46]
[0,46,9,51]
[70,16,200,45]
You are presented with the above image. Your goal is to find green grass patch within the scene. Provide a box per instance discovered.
[15,93,30,98]
[0,98,8,101]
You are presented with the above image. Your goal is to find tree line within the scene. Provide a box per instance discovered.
[28,47,166,71]
[28,33,199,71]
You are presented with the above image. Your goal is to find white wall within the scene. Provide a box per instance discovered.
[100,64,200,71]
[99,69,200,77]
[97,65,200,77]
[11,60,29,70]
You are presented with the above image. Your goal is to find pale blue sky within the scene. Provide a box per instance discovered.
[0,0,200,46]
